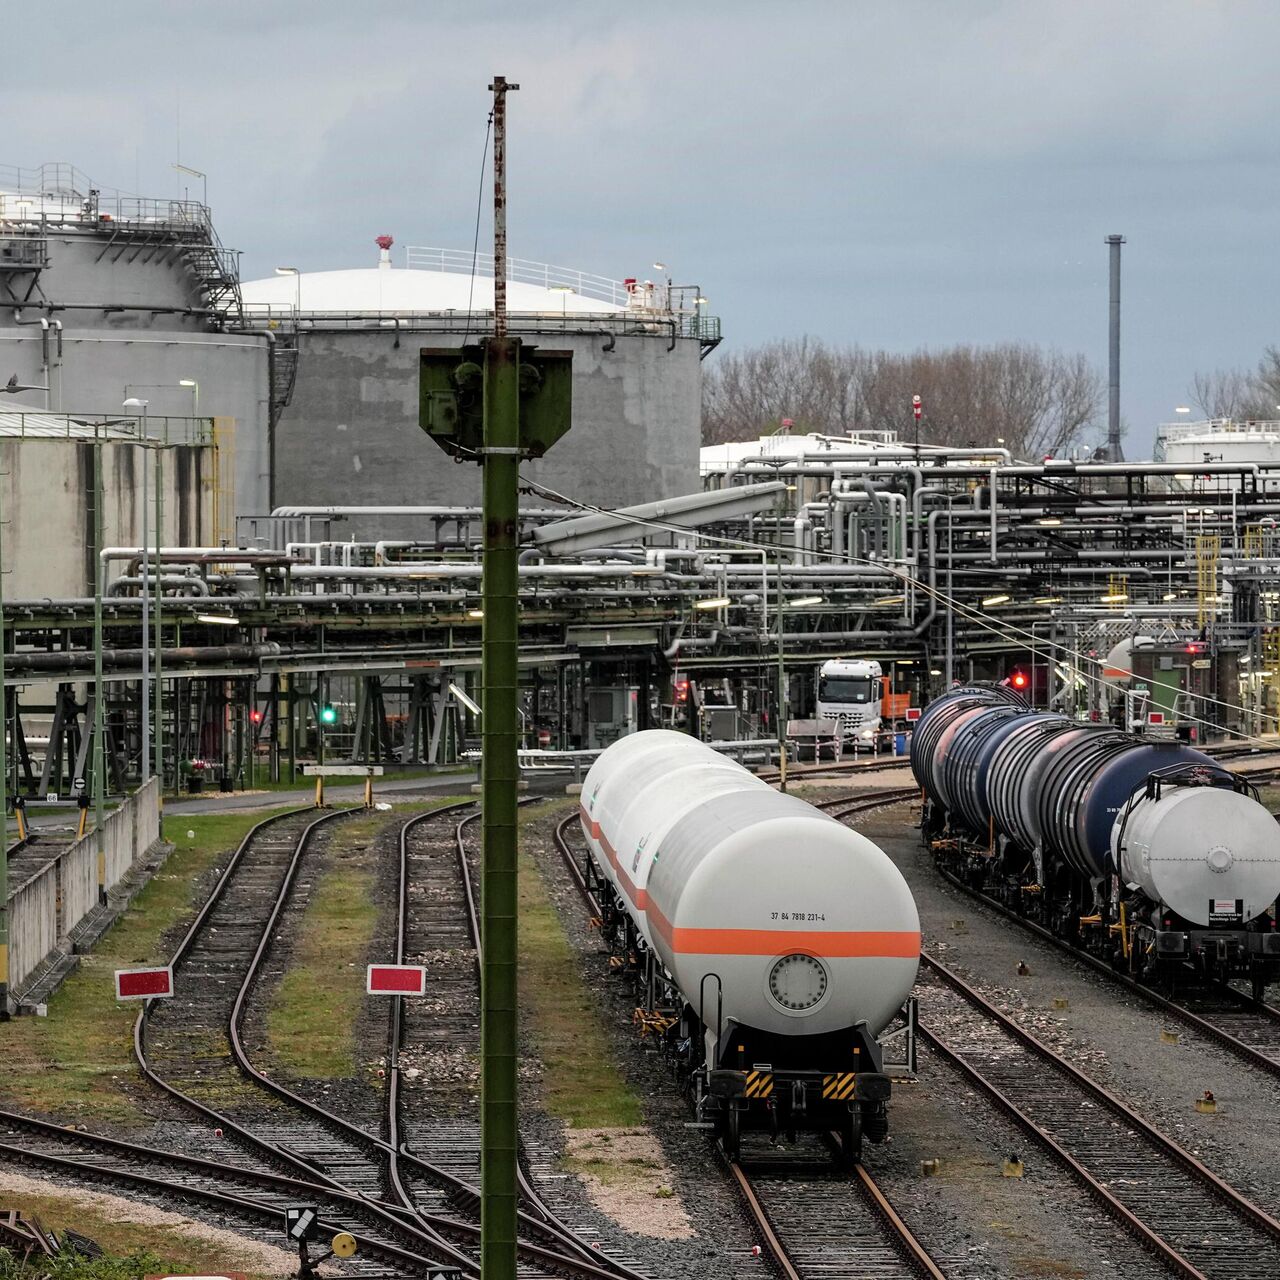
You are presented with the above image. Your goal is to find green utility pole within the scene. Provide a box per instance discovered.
[154,444,164,795]
[0,444,8,1019]
[418,77,572,1280]
[481,73,521,1280]
[94,433,106,902]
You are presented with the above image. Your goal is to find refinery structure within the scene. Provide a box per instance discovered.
[1,158,1280,796]
[4,50,1280,1280]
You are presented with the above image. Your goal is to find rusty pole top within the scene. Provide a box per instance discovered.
[489,77,519,340]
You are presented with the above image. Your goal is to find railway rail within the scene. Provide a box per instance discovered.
[914,950,1280,1280]
[396,803,651,1279]
[933,861,1280,1081]
[726,1138,947,1280]
[1,802,646,1277]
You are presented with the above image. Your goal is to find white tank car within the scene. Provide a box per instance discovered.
[581,730,770,949]
[579,730,920,1158]
[1115,783,1280,927]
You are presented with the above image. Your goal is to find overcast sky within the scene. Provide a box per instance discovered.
[7,1,1279,453]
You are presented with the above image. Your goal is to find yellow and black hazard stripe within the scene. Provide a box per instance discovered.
[822,1072,857,1101]
[744,1070,774,1099]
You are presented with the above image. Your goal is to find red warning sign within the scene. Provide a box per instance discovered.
[905,708,922,722]
[115,966,174,1001]
[366,964,427,996]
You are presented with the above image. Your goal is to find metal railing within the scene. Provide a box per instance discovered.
[1155,418,1280,460]
[405,245,636,308]
[0,411,214,447]
[0,234,48,270]
[237,305,717,344]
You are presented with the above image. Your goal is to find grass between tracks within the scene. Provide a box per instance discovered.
[0,806,300,1126]
[264,796,471,1078]
[518,806,643,1129]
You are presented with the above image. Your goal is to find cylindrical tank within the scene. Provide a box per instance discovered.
[984,714,1075,852]
[909,685,1025,790]
[587,741,770,947]
[583,731,920,1040]
[945,706,1037,835]
[1038,736,1214,877]
[1115,785,1280,925]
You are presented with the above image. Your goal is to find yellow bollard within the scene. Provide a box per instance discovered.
[315,775,325,809]
[364,775,373,809]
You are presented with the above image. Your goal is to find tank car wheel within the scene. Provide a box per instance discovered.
[839,1107,862,1167]
[722,1105,742,1163]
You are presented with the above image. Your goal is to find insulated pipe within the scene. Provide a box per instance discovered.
[727,459,1268,482]
[10,642,283,673]
[107,574,210,597]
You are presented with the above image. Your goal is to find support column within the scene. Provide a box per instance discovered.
[481,72,520,1280]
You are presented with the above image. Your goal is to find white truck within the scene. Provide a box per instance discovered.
[815,659,884,748]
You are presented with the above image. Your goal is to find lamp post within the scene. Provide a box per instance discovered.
[171,162,208,209]
[123,400,150,781]
[275,266,301,315]
[93,427,105,900]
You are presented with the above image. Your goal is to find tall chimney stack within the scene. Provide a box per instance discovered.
[1106,234,1125,462]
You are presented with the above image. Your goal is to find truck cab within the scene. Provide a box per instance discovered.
[816,659,884,748]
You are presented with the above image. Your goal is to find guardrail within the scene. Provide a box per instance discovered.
[5,778,161,998]
[463,737,783,782]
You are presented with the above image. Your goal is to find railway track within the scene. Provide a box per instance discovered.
[932,861,1280,1081]
[726,1135,948,1280]
[3,806,465,1273]
[394,803,650,1280]
[2,801,646,1276]
[915,950,1280,1280]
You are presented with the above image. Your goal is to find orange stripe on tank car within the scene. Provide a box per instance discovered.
[578,803,601,840]
[582,808,649,910]
[647,903,919,958]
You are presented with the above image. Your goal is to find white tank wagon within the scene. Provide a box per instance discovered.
[579,730,920,1159]
[915,687,1280,997]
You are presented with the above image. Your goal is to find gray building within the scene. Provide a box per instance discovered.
[240,245,716,530]
[2,167,716,537]
[0,164,271,513]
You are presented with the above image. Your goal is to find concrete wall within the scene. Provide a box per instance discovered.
[4,778,161,998]
[0,229,271,514]
[0,437,214,599]
[273,328,703,534]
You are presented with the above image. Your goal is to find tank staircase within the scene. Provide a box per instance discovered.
[85,199,243,328]
[269,332,300,422]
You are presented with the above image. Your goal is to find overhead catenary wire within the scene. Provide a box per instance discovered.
[518,472,1277,748]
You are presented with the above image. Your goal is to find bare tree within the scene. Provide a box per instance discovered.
[702,340,1104,457]
[1190,368,1260,419]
